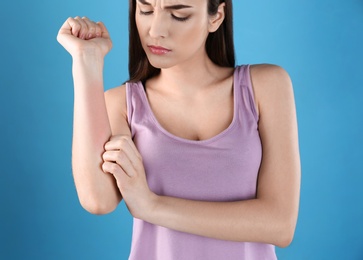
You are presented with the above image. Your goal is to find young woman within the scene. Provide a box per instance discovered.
[57,0,300,259]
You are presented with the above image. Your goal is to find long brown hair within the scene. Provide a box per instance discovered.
[128,0,235,83]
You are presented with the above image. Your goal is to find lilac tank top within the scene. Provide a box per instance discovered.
[126,65,277,260]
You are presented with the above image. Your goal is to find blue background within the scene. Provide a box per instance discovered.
[1,0,362,259]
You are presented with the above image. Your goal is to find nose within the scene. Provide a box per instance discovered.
[149,11,168,39]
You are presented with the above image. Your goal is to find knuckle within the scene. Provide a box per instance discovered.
[80,23,88,30]
[74,23,81,30]
[116,151,126,163]
[117,139,127,147]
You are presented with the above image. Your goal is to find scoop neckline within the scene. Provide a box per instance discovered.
[137,68,239,145]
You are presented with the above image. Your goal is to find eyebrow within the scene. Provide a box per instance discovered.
[137,0,192,10]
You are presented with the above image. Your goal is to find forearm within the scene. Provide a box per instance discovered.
[145,195,296,247]
[71,53,120,214]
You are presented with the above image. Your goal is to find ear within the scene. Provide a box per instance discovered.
[208,3,226,33]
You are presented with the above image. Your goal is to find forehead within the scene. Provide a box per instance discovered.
[137,0,203,7]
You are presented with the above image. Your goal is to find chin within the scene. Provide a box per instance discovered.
[147,57,176,70]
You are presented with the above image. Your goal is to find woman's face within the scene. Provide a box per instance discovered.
[135,0,215,69]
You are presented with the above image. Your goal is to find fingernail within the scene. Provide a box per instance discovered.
[88,33,92,39]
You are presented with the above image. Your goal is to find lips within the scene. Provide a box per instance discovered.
[147,45,171,55]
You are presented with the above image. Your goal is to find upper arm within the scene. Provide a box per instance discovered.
[104,84,131,137]
[250,64,301,228]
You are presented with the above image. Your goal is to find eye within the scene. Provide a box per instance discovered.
[171,14,190,22]
[139,10,153,16]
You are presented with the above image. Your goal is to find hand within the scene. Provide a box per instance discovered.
[57,16,112,58]
[102,135,157,219]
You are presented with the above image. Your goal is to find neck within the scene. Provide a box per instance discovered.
[155,55,233,96]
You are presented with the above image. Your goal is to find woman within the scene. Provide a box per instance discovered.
[57,0,300,259]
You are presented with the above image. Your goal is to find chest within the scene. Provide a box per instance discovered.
[145,84,234,141]
[133,117,262,201]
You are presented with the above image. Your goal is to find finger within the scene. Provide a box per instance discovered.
[82,17,98,40]
[102,161,130,184]
[106,136,142,166]
[94,23,102,37]
[108,135,142,159]
[105,137,142,171]
[103,150,137,177]
[102,161,121,175]
[97,21,111,39]
[74,16,88,39]
[58,17,81,37]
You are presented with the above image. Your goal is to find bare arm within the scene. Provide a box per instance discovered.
[103,64,300,247]
[57,17,126,214]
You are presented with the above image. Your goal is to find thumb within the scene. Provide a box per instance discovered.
[56,18,82,51]
[57,17,81,38]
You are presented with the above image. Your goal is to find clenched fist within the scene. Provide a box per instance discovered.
[57,16,112,58]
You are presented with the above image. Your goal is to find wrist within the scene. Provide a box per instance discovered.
[72,52,104,85]
[143,192,161,223]
[72,51,104,68]
[71,46,105,61]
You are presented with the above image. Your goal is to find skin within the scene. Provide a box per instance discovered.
[57,0,300,248]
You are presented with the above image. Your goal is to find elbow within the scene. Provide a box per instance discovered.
[275,231,294,248]
[274,219,297,248]
[79,197,117,215]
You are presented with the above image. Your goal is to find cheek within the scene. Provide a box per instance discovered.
[179,23,208,46]
[135,16,146,39]
[191,16,209,37]
[176,19,205,37]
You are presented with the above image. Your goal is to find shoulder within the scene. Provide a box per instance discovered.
[250,62,290,77]
[104,84,127,115]
[248,64,293,115]
[249,64,292,93]
[105,84,127,99]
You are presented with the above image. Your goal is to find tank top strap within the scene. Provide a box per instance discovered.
[234,65,259,122]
